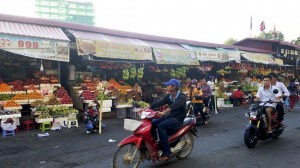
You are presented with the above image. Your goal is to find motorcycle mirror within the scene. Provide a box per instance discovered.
[273,89,279,94]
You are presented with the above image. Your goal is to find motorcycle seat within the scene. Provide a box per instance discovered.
[178,117,194,129]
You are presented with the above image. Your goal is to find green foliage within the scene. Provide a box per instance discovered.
[224,38,238,45]
[256,30,284,41]
[291,36,300,45]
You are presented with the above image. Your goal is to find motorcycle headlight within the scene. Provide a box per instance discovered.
[249,111,257,118]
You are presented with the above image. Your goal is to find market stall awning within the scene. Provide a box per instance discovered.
[67,29,153,61]
[0,21,70,62]
[181,44,241,63]
[240,51,277,65]
[138,40,199,65]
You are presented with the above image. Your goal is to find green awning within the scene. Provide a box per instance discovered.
[181,44,241,63]
[240,51,275,64]
[153,48,199,65]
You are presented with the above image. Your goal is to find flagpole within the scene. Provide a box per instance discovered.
[250,16,252,37]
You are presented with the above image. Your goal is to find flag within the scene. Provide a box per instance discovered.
[260,21,265,31]
[250,16,252,30]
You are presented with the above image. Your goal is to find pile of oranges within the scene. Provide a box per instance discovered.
[4,100,20,108]
[12,93,28,100]
[0,83,11,92]
[28,91,43,99]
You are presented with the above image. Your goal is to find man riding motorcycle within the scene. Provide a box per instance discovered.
[254,75,282,134]
[142,78,187,161]
[269,73,290,123]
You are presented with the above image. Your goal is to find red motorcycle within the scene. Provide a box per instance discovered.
[113,109,197,168]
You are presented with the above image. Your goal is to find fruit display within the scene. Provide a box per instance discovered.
[4,100,20,108]
[0,94,14,101]
[132,101,149,108]
[49,75,59,84]
[83,74,92,83]
[122,69,129,80]
[0,109,21,115]
[9,80,26,91]
[48,106,78,116]
[54,87,73,104]
[85,83,96,91]
[0,83,11,92]
[137,68,144,79]
[46,96,60,105]
[36,111,52,119]
[40,75,50,84]
[81,90,95,100]
[31,100,46,107]
[24,79,37,86]
[170,69,175,78]
[12,93,28,100]
[129,67,136,79]
[36,106,48,111]
[27,85,39,90]
[0,79,4,84]
[28,91,43,99]
[97,92,109,101]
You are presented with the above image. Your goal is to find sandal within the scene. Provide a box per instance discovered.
[159,155,170,162]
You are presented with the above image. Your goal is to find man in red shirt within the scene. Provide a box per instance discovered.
[229,87,244,106]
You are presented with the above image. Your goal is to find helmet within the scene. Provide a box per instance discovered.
[209,76,215,81]
[191,79,197,85]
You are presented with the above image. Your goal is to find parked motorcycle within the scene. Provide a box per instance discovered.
[186,101,210,126]
[244,100,285,148]
[113,109,197,168]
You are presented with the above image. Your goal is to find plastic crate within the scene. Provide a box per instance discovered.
[116,108,126,118]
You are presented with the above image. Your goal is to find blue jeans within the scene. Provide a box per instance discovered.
[151,117,181,156]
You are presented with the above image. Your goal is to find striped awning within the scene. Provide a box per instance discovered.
[68,29,153,61]
[0,21,69,41]
[0,21,70,62]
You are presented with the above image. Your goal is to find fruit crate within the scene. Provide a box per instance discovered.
[82,100,94,103]
[0,92,13,94]
[3,106,22,110]
[35,117,53,123]
[0,113,21,119]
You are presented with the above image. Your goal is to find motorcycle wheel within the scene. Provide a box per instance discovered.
[244,129,257,148]
[176,132,194,160]
[113,143,141,168]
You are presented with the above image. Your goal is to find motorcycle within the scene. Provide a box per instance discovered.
[244,100,285,148]
[113,109,197,168]
[186,101,210,126]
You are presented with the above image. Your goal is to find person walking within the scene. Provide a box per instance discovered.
[287,78,299,112]
[199,78,212,113]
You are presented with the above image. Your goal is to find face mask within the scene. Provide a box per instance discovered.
[93,107,97,111]
[191,84,196,87]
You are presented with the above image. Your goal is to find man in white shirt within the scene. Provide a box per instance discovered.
[254,75,282,134]
[207,76,218,113]
[269,73,290,122]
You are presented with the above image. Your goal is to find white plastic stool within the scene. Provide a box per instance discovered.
[67,119,78,128]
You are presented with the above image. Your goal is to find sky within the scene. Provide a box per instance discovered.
[0,0,299,44]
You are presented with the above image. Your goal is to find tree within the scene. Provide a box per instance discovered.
[256,30,284,41]
[291,36,300,44]
[224,38,238,45]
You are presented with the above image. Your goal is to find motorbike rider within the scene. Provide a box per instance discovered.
[188,79,208,124]
[269,73,290,123]
[141,78,187,161]
[254,75,282,134]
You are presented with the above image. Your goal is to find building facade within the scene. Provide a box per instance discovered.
[35,0,95,25]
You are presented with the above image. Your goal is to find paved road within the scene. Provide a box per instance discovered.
[1,106,300,168]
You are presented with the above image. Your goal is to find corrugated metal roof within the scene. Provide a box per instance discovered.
[0,14,277,53]
[0,20,69,41]
[234,38,300,49]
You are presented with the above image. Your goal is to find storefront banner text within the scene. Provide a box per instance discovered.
[0,34,70,62]
[241,51,275,64]
[153,48,199,65]
[180,44,240,63]
[76,38,153,61]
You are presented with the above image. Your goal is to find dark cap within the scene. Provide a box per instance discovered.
[163,79,180,87]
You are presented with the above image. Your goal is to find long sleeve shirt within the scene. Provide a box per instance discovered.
[150,91,187,123]
[274,82,290,97]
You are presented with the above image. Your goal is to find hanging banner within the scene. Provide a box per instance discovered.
[76,38,153,61]
[0,34,70,62]
[241,51,274,64]
[153,48,199,65]
[180,44,241,63]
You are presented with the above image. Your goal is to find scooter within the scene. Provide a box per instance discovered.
[244,100,285,148]
[113,109,197,168]
[186,101,210,126]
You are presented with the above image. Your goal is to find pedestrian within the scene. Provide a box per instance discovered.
[207,75,219,113]
[84,101,105,134]
[199,78,212,113]
[188,79,207,124]
[287,78,299,112]
[229,86,244,106]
